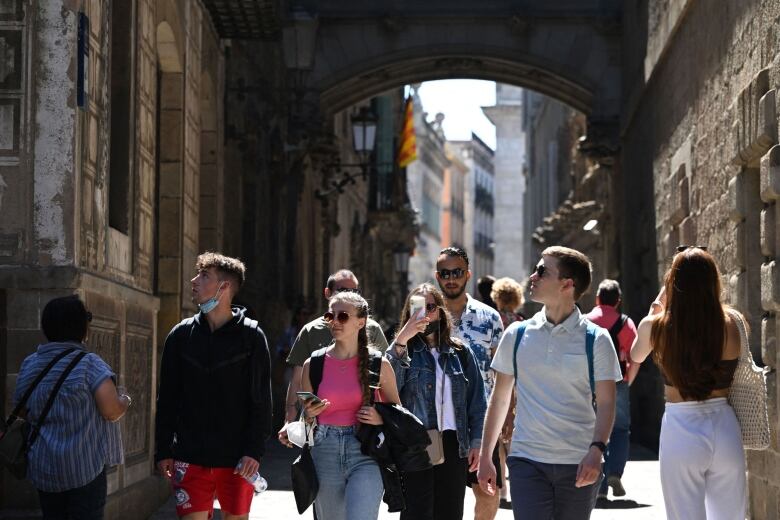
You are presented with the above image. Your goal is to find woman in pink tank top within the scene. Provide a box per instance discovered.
[299,291,401,520]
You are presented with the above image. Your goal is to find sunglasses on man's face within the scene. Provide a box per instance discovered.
[437,268,465,280]
[323,311,353,324]
[334,287,361,294]
[676,245,708,253]
[531,264,547,278]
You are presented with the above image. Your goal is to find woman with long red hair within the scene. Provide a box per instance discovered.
[631,247,746,519]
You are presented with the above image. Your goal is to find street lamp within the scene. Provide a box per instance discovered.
[351,106,378,160]
[393,246,411,276]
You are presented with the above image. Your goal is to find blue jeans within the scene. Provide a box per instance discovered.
[600,381,630,493]
[311,425,383,520]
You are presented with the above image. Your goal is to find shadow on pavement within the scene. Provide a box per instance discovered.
[595,498,652,509]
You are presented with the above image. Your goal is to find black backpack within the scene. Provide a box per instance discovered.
[607,314,628,377]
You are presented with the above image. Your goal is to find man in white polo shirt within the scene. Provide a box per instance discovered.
[477,246,621,519]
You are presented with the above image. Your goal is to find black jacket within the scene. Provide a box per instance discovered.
[357,402,432,512]
[154,306,272,467]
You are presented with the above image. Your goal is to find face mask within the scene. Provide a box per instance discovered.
[198,283,225,314]
[424,320,440,336]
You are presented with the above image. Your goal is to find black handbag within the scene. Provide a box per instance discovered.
[290,421,318,514]
[0,349,85,479]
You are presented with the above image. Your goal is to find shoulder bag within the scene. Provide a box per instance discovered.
[727,310,770,450]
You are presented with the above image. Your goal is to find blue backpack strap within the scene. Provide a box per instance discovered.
[585,322,597,407]
[512,322,528,380]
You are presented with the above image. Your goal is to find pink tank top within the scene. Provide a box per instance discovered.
[317,353,363,426]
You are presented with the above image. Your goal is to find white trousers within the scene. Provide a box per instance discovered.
[660,398,747,520]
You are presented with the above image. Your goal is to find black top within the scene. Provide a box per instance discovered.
[662,358,739,391]
[154,306,272,467]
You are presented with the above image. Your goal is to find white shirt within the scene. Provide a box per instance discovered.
[491,307,622,464]
[430,348,457,431]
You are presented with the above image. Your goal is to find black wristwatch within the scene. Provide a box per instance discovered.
[589,441,607,453]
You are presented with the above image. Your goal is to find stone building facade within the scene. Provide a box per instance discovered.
[450,135,496,293]
[0,0,227,516]
[622,0,780,514]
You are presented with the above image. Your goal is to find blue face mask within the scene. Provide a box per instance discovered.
[198,283,225,314]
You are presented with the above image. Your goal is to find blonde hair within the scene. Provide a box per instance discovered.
[490,277,524,311]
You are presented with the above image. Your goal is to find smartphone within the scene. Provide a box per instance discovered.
[296,391,322,404]
[410,294,426,319]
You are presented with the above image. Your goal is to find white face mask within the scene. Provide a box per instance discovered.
[198,282,225,314]
[286,420,313,448]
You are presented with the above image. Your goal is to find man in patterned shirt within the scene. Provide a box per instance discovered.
[435,246,504,520]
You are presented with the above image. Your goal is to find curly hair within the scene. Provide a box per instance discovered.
[196,252,246,289]
[490,277,524,312]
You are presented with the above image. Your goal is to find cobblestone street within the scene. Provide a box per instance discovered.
[150,443,664,519]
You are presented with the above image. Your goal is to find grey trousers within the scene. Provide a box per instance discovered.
[507,457,602,520]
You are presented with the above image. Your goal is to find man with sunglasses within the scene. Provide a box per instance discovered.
[435,247,504,520]
[478,246,622,520]
[278,269,389,446]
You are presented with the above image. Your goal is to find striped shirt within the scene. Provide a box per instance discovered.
[13,342,123,492]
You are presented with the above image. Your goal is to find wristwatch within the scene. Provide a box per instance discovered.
[589,441,607,453]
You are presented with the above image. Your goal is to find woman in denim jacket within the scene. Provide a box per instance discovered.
[387,283,486,520]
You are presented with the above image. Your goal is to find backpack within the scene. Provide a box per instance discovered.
[512,321,598,407]
[607,314,628,377]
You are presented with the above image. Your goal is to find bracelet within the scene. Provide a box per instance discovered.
[589,441,607,453]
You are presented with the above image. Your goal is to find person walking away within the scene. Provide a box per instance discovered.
[585,279,639,500]
[13,295,128,519]
[630,246,746,520]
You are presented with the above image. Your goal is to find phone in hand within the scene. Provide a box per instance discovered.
[296,391,323,404]
[410,295,426,319]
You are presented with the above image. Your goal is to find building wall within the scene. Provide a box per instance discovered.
[0,0,224,515]
[484,84,527,280]
[622,1,780,514]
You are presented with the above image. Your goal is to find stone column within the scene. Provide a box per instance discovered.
[483,87,527,279]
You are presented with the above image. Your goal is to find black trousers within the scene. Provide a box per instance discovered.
[401,430,468,520]
[38,469,107,520]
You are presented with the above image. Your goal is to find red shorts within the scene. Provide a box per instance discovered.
[172,461,254,517]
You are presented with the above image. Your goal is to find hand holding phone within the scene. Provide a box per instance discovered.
[296,391,322,404]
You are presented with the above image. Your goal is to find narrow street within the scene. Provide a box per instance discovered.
[150,443,663,519]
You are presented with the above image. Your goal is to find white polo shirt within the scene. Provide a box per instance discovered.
[491,307,622,465]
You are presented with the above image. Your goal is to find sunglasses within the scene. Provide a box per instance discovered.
[323,311,353,323]
[531,264,547,278]
[676,245,708,253]
[437,268,465,280]
[424,303,438,313]
[334,287,361,294]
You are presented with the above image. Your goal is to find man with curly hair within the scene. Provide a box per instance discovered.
[155,252,272,520]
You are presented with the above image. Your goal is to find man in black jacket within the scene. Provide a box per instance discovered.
[155,252,272,519]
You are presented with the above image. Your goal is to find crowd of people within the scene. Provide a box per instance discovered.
[4,245,755,520]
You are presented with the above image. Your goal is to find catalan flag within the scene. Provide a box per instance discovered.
[398,96,417,168]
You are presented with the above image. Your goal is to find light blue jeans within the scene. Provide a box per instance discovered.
[311,425,383,520]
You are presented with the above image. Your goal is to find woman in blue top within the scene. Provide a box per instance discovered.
[387,283,486,520]
[13,296,130,520]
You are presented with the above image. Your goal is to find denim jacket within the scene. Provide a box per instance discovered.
[386,336,486,459]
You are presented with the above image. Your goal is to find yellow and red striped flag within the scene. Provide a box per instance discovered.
[398,97,417,168]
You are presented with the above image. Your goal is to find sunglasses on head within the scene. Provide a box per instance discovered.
[531,264,547,278]
[437,268,465,280]
[676,245,708,253]
[334,287,361,294]
[323,311,353,323]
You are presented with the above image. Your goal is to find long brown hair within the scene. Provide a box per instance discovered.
[329,292,375,405]
[396,283,464,350]
[650,247,730,400]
